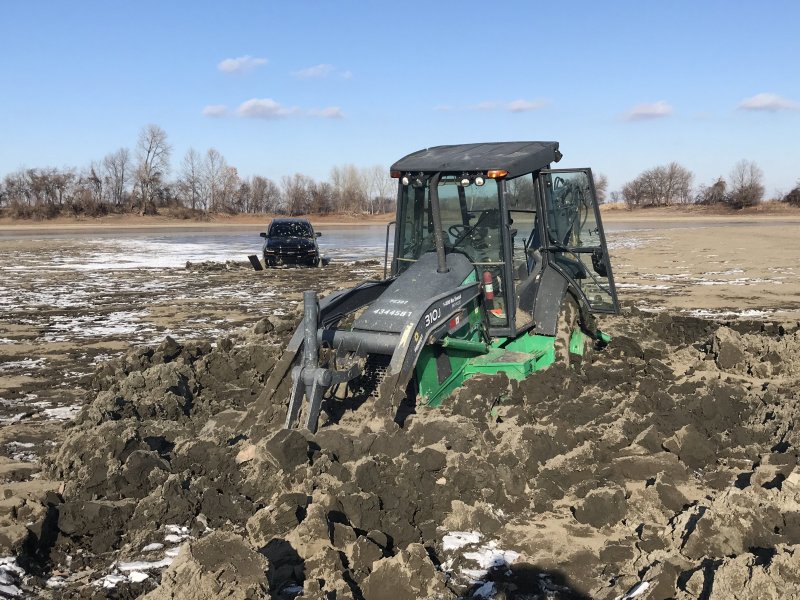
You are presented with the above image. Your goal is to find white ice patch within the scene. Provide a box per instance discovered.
[118,557,173,572]
[45,576,67,588]
[44,311,152,341]
[442,531,482,551]
[462,541,520,579]
[617,580,650,599]
[128,571,149,583]
[685,308,774,319]
[472,581,497,599]
[0,557,25,597]
[141,542,164,553]
[0,414,27,424]
[6,441,37,463]
[164,524,191,543]
[42,405,82,421]
[0,358,46,373]
[95,573,129,589]
[616,283,672,290]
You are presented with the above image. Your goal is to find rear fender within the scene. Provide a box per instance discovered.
[532,265,596,337]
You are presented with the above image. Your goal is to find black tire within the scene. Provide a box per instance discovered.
[554,296,580,366]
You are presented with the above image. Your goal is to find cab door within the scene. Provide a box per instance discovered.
[538,169,618,314]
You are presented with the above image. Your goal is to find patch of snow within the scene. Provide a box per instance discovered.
[0,557,25,597]
[45,576,67,588]
[117,557,173,572]
[685,308,774,319]
[472,581,497,599]
[0,358,46,373]
[95,573,128,589]
[617,581,650,599]
[128,571,149,583]
[141,542,164,553]
[461,541,520,581]
[42,405,82,420]
[443,531,482,552]
[616,283,672,290]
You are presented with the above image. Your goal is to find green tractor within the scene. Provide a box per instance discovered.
[268,142,618,431]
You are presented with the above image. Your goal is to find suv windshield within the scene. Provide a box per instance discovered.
[269,221,313,238]
[396,176,502,269]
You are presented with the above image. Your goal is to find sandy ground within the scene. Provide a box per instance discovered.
[0,219,799,598]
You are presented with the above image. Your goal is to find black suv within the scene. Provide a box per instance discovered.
[260,218,321,267]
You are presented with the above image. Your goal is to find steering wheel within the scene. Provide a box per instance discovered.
[554,176,566,189]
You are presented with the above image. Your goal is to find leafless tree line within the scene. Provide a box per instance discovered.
[0,124,396,219]
[615,159,791,209]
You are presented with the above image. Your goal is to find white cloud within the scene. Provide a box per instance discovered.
[624,100,673,121]
[293,64,335,79]
[237,98,298,119]
[738,92,799,112]
[293,64,353,80]
[464,99,547,112]
[235,99,343,119]
[218,55,268,74]
[308,107,344,119]
[507,99,548,112]
[202,105,228,118]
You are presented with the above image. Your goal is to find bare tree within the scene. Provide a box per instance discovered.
[134,124,171,214]
[281,173,313,215]
[592,173,608,203]
[727,160,764,208]
[177,148,203,211]
[219,165,240,213]
[249,175,281,213]
[696,177,726,205]
[330,164,368,213]
[202,148,227,212]
[784,180,800,207]
[366,165,394,214]
[103,148,131,208]
[309,180,334,214]
[622,163,693,207]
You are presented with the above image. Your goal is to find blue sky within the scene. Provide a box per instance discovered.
[2,1,799,196]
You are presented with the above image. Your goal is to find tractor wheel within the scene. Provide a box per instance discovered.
[554,296,580,366]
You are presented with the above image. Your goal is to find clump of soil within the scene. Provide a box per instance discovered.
[5,310,800,599]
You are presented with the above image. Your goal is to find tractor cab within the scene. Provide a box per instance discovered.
[271,142,619,432]
[390,142,618,338]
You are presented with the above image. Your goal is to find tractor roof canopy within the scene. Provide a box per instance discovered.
[391,141,561,178]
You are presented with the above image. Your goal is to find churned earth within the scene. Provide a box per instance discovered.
[0,219,799,599]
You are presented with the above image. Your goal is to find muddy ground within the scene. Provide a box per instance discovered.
[1,222,799,599]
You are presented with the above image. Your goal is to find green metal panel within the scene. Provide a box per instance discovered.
[569,329,586,356]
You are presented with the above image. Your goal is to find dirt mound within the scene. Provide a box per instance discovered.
[4,310,800,598]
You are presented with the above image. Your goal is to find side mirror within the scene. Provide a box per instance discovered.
[259,232,267,238]
[315,232,322,237]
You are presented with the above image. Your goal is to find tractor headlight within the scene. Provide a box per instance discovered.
[475,176,485,186]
